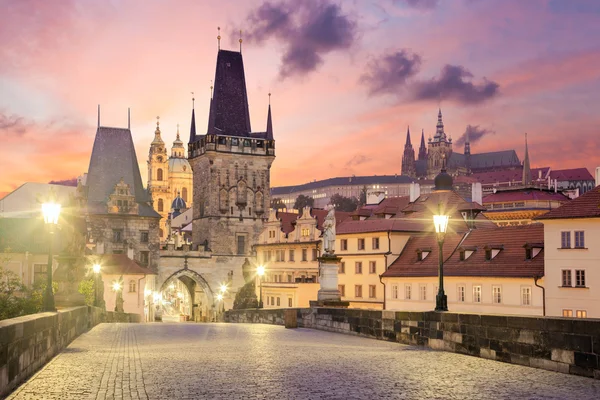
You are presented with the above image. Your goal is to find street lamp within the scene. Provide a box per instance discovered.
[42,201,61,311]
[257,265,265,308]
[433,208,450,312]
[92,263,101,307]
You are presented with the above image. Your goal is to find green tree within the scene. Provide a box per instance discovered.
[78,277,96,306]
[0,249,42,320]
[293,194,314,210]
[270,197,286,210]
[330,194,360,212]
[359,186,368,206]
[233,281,259,309]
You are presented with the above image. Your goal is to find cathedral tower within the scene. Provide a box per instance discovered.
[522,133,531,186]
[147,117,170,238]
[418,129,427,161]
[401,127,416,177]
[427,109,453,178]
[188,49,275,256]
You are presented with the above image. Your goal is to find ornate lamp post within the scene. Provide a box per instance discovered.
[433,208,450,312]
[256,265,265,308]
[42,201,61,311]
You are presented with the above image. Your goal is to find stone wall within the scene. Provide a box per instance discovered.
[0,306,141,397]
[225,308,600,380]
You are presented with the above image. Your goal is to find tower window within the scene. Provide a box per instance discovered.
[157,168,163,181]
[158,198,164,212]
[182,187,188,202]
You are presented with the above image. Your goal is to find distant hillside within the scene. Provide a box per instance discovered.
[48,178,78,187]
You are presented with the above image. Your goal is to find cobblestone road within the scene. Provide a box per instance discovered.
[7,323,600,399]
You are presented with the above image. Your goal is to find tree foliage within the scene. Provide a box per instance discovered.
[359,186,368,206]
[293,194,314,210]
[78,277,95,306]
[233,280,259,309]
[270,197,286,210]
[330,194,360,212]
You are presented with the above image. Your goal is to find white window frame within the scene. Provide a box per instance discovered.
[473,285,482,303]
[391,284,399,299]
[405,284,412,300]
[521,286,532,306]
[492,285,502,304]
[457,285,466,302]
[419,284,427,301]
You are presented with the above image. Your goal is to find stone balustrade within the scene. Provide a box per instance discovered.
[225,308,600,380]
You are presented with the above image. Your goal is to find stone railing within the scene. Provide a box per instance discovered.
[225,308,600,380]
[0,306,141,397]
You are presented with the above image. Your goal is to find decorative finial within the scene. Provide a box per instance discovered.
[177,123,180,139]
[191,92,195,109]
[156,116,160,128]
[268,92,271,105]
[239,29,243,53]
[217,26,221,50]
[210,80,213,99]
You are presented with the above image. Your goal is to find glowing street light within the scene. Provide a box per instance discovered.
[41,201,61,311]
[257,265,265,309]
[216,293,223,302]
[220,283,228,294]
[113,281,122,292]
[112,280,123,313]
[433,205,450,312]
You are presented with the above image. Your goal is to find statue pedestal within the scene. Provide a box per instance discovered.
[316,254,343,302]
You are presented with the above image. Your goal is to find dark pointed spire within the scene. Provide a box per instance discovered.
[266,93,273,140]
[405,126,412,146]
[522,133,531,186]
[434,108,445,140]
[189,94,197,143]
[418,129,427,161]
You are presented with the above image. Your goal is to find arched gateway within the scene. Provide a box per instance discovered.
[158,269,217,322]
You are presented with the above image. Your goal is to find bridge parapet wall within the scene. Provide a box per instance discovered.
[0,306,140,397]
[225,308,600,380]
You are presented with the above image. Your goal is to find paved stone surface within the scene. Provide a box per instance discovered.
[7,323,600,399]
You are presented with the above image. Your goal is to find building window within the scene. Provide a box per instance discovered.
[355,262,362,274]
[158,198,164,212]
[157,168,163,181]
[140,231,149,243]
[355,285,363,298]
[33,264,47,285]
[288,298,293,307]
[473,286,482,303]
[340,239,348,251]
[128,280,136,293]
[312,249,318,261]
[575,270,586,287]
[339,285,345,297]
[271,296,275,306]
[302,249,307,261]
[236,235,246,255]
[575,231,585,248]
[576,310,587,318]
[369,261,377,274]
[419,285,427,301]
[521,287,531,305]
[339,262,345,274]
[372,237,380,250]
[289,250,295,262]
[113,229,123,243]
[492,286,502,304]
[561,231,571,248]
[391,285,399,299]
[358,238,365,250]
[139,251,149,266]
[561,270,572,287]
[277,297,280,306]
[182,187,188,203]
[405,284,412,300]
[562,309,573,317]
[301,228,310,237]
[287,274,293,282]
[276,250,285,262]
[369,285,376,298]
[457,286,465,302]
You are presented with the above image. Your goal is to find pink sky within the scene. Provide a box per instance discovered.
[1,0,599,195]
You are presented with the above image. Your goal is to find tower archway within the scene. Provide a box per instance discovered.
[158,269,216,322]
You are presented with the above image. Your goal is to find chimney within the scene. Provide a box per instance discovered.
[596,167,600,187]
[471,182,483,206]
[127,246,134,260]
[554,179,558,193]
[409,182,421,202]
[538,170,542,180]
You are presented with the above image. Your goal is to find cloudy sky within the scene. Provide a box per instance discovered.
[1,0,599,195]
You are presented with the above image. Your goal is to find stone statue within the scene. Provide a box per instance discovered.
[322,204,336,255]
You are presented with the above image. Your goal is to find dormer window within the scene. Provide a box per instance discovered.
[417,248,431,261]
[524,243,544,260]
[459,246,477,261]
[484,245,504,261]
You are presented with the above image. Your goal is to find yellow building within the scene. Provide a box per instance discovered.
[147,120,193,240]
[536,186,600,318]
[254,207,350,308]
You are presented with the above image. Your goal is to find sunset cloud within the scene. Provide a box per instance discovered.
[360,50,422,95]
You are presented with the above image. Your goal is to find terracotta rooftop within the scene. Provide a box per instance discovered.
[372,196,411,216]
[337,218,426,235]
[483,189,571,203]
[99,254,156,275]
[548,168,594,182]
[536,186,600,220]
[382,224,544,278]
[469,167,548,185]
[275,209,352,234]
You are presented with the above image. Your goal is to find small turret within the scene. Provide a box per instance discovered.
[401,126,416,177]
[522,133,531,186]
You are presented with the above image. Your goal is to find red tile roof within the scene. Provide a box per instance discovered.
[372,196,411,216]
[382,224,544,278]
[549,168,594,181]
[276,211,298,234]
[483,189,571,203]
[100,254,156,275]
[470,167,548,185]
[536,186,600,220]
[276,209,352,234]
[337,218,426,235]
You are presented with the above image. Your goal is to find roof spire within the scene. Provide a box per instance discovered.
[405,126,412,146]
[177,123,180,140]
[266,92,273,140]
[217,26,221,51]
[239,29,243,53]
[97,104,100,127]
[418,129,427,161]
[522,132,531,186]
[191,91,195,109]
[210,80,213,99]
[434,108,445,140]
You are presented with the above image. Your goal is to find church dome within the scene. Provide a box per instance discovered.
[171,194,186,211]
[168,157,192,174]
[434,168,453,191]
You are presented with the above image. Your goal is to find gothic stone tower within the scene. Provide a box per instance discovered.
[427,109,453,178]
[401,127,416,177]
[188,49,275,256]
[147,118,170,239]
